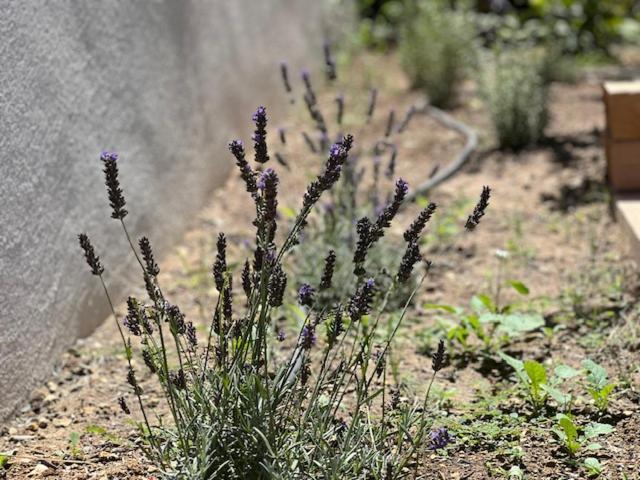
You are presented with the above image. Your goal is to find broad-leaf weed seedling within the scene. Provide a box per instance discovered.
[426,279,543,356]
[552,414,613,457]
[582,359,616,414]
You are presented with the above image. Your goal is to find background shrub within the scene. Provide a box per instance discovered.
[398,1,476,108]
[481,47,550,150]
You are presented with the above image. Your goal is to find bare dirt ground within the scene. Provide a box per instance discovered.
[1,52,639,479]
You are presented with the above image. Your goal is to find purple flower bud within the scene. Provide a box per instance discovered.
[100,150,127,220]
[213,233,227,291]
[465,186,491,230]
[319,250,336,290]
[138,237,159,277]
[268,262,287,307]
[298,283,315,307]
[280,61,292,93]
[252,106,269,164]
[348,278,375,322]
[300,324,316,350]
[404,203,437,243]
[78,233,104,276]
[323,41,337,81]
[229,140,258,194]
[429,427,454,450]
[397,240,421,283]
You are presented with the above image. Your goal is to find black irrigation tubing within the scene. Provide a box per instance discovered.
[400,102,478,208]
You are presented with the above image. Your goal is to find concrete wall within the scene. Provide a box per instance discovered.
[0,0,328,420]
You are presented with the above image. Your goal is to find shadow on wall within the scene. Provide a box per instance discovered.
[0,0,331,420]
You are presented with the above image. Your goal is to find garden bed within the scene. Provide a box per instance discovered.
[1,53,639,479]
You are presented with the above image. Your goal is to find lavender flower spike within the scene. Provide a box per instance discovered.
[300,324,316,350]
[323,41,337,81]
[348,278,375,322]
[78,233,104,276]
[397,240,421,283]
[319,250,336,290]
[298,283,316,307]
[335,94,344,126]
[258,168,279,240]
[404,203,437,243]
[252,106,269,164]
[465,185,491,230]
[139,237,160,277]
[280,61,292,94]
[229,140,258,195]
[212,232,227,292]
[101,150,127,220]
[429,427,454,450]
[366,88,378,122]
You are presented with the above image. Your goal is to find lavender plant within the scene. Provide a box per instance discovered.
[276,44,437,311]
[398,1,476,108]
[79,109,489,478]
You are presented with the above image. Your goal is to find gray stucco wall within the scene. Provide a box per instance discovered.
[0,1,328,420]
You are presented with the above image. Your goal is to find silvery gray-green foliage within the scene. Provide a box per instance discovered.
[399,1,476,108]
[481,47,550,150]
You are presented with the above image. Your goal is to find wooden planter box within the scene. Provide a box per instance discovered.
[603,81,640,192]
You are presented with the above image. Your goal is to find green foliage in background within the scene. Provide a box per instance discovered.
[481,47,550,149]
[399,1,476,108]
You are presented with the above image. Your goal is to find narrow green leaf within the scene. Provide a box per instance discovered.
[508,280,530,295]
[423,303,457,313]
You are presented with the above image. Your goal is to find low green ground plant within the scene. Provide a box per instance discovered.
[423,278,544,356]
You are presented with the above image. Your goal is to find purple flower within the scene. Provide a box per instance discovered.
[213,233,227,291]
[429,427,454,450]
[277,329,286,342]
[397,240,421,283]
[300,324,316,350]
[138,237,159,277]
[348,278,375,322]
[301,135,353,210]
[100,150,127,220]
[229,140,258,195]
[404,203,437,243]
[268,262,287,307]
[298,283,315,307]
[78,233,104,276]
[319,250,336,290]
[258,168,279,241]
[280,61,292,93]
[252,106,269,164]
[465,186,491,230]
[323,41,337,81]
